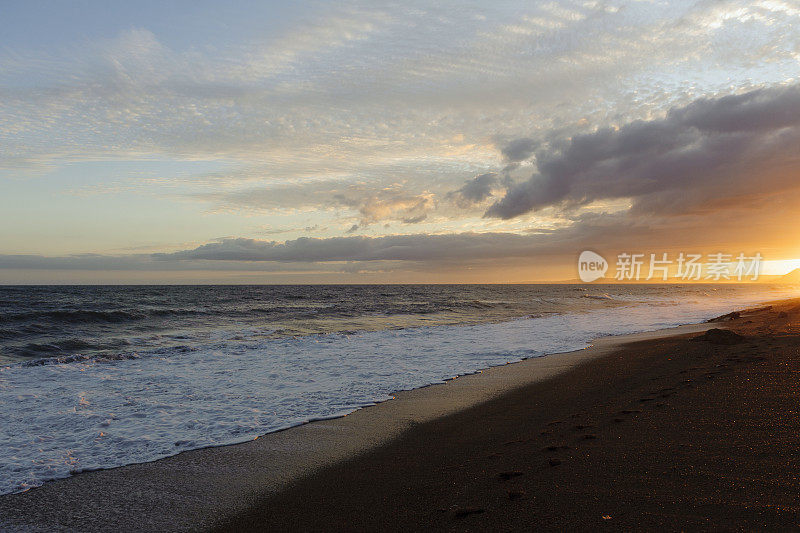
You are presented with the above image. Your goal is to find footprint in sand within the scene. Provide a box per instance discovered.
[498,471,524,481]
[453,507,485,519]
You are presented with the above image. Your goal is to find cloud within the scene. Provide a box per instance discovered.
[500,138,538,163]
[337,190,434,226]
[260,224,323,236]
[4,189,798,279]
[4,0,799,174]
[0,230,582,271]
[448,173,500,207]
[485,83,800,219]
[154,234,546,263]
[0,233,553,275]
[205,177,440,228]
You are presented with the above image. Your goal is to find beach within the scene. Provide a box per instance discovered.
[2,285,782,498]
[222,299,800,531]
[5,2,800,530]
[0,298,798,531]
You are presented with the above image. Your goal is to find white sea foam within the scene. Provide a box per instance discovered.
[0,292,782,495]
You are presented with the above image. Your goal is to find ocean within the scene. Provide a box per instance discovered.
[0,284,794,495]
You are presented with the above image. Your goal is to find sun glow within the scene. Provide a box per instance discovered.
[761,259,800,276]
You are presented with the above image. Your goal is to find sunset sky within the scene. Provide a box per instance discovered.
[1,0,799,283]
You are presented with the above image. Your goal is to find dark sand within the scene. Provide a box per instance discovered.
[219,300,800,531]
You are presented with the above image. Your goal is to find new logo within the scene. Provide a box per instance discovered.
[578,251,608,282]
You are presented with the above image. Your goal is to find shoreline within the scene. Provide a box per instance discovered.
[0,300,792,531]
[223,298,800,531]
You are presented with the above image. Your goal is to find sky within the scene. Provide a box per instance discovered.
[1,0,799,283]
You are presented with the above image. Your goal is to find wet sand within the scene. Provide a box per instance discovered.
[2,300,799,531]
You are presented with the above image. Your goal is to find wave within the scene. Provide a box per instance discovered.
[18,343,198,367]
[22,351,142,367]
[0,307,245,325]
[14,336,130,357]
[581,293,615,300]
[1,309,144,324]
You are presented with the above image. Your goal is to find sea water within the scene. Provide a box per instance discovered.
[0,284,794,494]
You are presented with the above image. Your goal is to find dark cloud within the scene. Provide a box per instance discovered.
[670,85,800,132]
[0,231,590,270]
[485,83,800,219]
[0,233,571,271]
[154,234,549,263]
[501,138,538,163]
[448,173,499,207]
